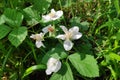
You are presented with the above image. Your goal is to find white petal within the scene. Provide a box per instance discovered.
[69,26,79,33]
[53,61,61,72]
[42,15,51,22]
[64,40,73,51]
[51,9,56,13]
[30,34,35,39]
[72,32,82,40]
[51,10,63,20]
[46,58,61,75]
[56,10,63,18]
[60,25,68,33]
[46,69,52,75]
[35,41,44,48]
[42,25,51,34]
[39,32,45,38]
[56,34,65,40]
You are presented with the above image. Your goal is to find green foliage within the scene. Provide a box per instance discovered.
[109,52,120,61]
[114,0,120,16]
[50,62,74,80]
[8,27,27,47]
[22,64,46,78]
[0,24,11,39]
[33,0,52,14]
[3,8,23,27]
[69,53,99,77]
[23,6,40,26]
[42,44,68,63]
[0,0,120,80]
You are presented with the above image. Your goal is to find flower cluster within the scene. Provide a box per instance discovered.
[30,9,82,75]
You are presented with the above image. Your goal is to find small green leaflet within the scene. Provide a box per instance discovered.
[8,27,27,47]
[0,24,11,39]
[3,8,23,27]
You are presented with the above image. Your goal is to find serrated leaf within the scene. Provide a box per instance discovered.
[50,62,73,80]
[68,53,99,77]
[0,24,11,39]
[33,0,52,14]
[8,27,27,47]
[22,64,46,78]
[3,8,23,27]
[23,6,40,26]
[42,44,68,64]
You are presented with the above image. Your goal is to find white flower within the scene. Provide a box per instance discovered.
[46,57,61,75]
[42,9,63,22]
[30,33,45,48]
[42,25,54,34]
[56,26,82,51]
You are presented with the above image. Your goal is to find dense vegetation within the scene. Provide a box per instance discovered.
[0,0,120,80]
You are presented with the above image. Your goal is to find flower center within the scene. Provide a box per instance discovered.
[48,12,57,18]
[35,34,43,41]
[48,27,54,32]
[65,32,72,40]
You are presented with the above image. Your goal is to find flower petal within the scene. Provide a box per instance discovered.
[42,15,51,22]
[69,26,79,33]
[51,9,56,13]
[51,10,63,20]
[42,25,52,34]
[64,40,73,51]
[60,25,68,33]
[56,34,65,40]
[46,69,52,75]
[30,34,35,39]
[46,57,61,75]
[35,41,45,48]
[56,10,63,18]
[53,61,61,72]
[72,32,82,40]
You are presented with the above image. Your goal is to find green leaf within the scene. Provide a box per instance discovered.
[23,6,40,26]
[22,64,46,78]
[8,27,27,47]
[108,65,117,80]
[0,15,5,25]
[114,0,120,15]
[68,53,99,77]
[42,44,68,64]
[3,8,23,27]
[109,52,120,61]
[80,21,89,31]
[84,0,92,2]
[33,0,52,14]
[0,24,11,39]
[50,62,74,80]
[70,17,81,27]
[116,32,120,40]
[63,0,72,7]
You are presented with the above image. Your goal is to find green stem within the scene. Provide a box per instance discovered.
[31,47,38,64]
[2,47,13,71]
[59,0,67,26]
